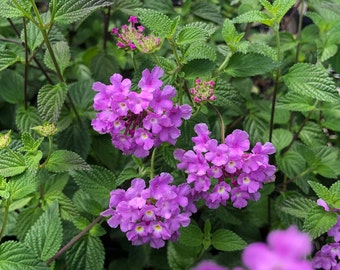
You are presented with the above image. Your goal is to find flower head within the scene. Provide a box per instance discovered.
[190,78,216,104]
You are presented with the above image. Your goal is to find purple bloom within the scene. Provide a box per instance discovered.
[231,187,251,208]
[149,85,176,114]
[138,66,164,92]
[192,123,211,153]
[205,139,229,166]
[328,216,340,242]
[204,181,231,209]
[191,261,228,270]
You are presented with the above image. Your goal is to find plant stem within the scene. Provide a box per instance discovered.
[215,52,233,76]
[295,0,304,63]
[23,17,29,110]
[150,147,157,180]
[40,136,53,168]
[103,6,111,51]
[268,25,281,142]
[0,203,10,242]
[209,103,225,143]
[46,215,104,266]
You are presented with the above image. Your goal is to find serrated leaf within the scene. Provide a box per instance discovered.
[167,242,198,270]
[20,20,43,52]
[53,0,111,24]
[136,8,173,38]
[70,165,116,208]
[182,59,215,79]
[243,114,267,144]
[0,1,28,19]
[280,197,316,219]
[271,129,293,153]
[214,80,244,108]
[0,149,26,177]
[37,83,68,124]
[226,53,278,77]
[7,171,38,200]
[16,106,43,134]
[176,27,209,45]
[303,206,337,239]
[116,167,140,186]
[313,146,340,178]
[89,53,119,84]
[222,19,244,52]
[45,150,90,173]
[0,50,20,72]
[276,150,306,178]
[24,202,63,261]
[184,43,216,62]
[44,41,71,75]
[21,132,44,152]
[0,69,24,104]
[66,235,105,270]
[15,207,44,241]
[179,224,203,247]
[233,10,274,26]
[276,92,316,111]
[184,22,216,36]
[308,181,332,203]
[111,0,141,14]
[283,63,340,103]
[191,2,223,24]
[0,241,48,270]
[298,121,327,147]
[211,229,246,251]
[319,44,338,62]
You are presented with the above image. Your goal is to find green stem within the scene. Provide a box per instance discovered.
[23,17,29,110]
[131,52,137,72]
[150,147,157,180]
[168,38,181,66]
[295,0,304,63]
[0,202,10,242]
[12,0,35,23]
[268,25,281,142]
[40,136,53,168]
[214,52,233,77]
[46,216,104,266]
[209,103,225,143]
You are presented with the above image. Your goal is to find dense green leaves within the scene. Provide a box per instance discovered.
[179,224,203,247]
[211,229,246,251]
[0,50,20,72]
[44,41,71,76]
[45,150,90,173]
[283,63,340,103]
[0,149,26,177]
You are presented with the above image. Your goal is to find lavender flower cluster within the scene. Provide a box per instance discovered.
[313,214,340,269]
[101,173,194,248]
[174,123,276,209]
[91,66,192,158]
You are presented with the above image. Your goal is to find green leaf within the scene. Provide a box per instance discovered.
[45,150,90,173]
[53,0,111,24]
[21,132,44,153]
[0,149,26,177]
[44,41,71,75]
[179,224,203,247]
[214,80,244,108]
[183,43,216,62]
[276,150,306,178]
[271,129,293,153]
[283,63,340,103]
[313,146,340,178]
[303,206,338,239]
[66,235,105,270]
[222,19,244,52]
[226,53,278,77]
[233,10,274,26]
[70,165,116,208]
[167,242,198,270]
[24,202,63,261]
[15,208,43,241]
[298,121,327,147]
[111,0,141,14]
[0,0,29,18]
[276,92,316,111]
[191,2,223,24]
[116,167,140,186]
[308,181,332,203]
[20,20,43,52]
[89,53,119,84]
[0,241,48,270]
[7,171,38,200]
[16,106,43,134]
[0,69,24,104]
[319,44,338,62]
[280,197,316,219]
[184,22,216,36]
[0,50,20,72]
[211,229,246,251]
[37,82,68,124]
[176,27,209,45]
[136,8,173,38]
[182,59,215,79]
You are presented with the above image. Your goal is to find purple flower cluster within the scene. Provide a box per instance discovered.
[112,16,161,53]
[91,66,192,158]
[190,78,216,103]
[101,173,194,248]
[242,226,313,270]
[174,123,276,209]
[313,215,340,269]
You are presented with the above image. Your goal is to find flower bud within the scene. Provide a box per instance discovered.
[0,130,12,149]
[31,123,57,137]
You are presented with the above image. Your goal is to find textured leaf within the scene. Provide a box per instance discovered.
[276,150,306,178]
[184,22,216,36]
[271,129,293,152]
[70,165,116,207]
[116,167,140,186]
[45,150,90,173]
[0,149,26,177]
[283,63,340,103]
[20,20,43,52]
[308,181,332,203]
[66,235,105,270]
[179,224,203,247]
[226,53,278,77]
[280,197,316,219]
[24,202,63,261]
[184,43,216,62]
[176,27,209,45]
[89,53,119,84]
[222,19,244,51]
[319,44,338,62]
[7,171,38,200]
[233,10,274,26]
[44,41,71,75]
[0,69,24,104]
[53,0,111,24]
[136,8,173,38]
[111,0,141,14]
[0,241,48,270]
[211,229,246,251]
[298,121,327,147]
[214,80,244,108]
[313,146,340,178]
[167,242,198,270]
[276,92,316,111]
[191,2,223,24]
[303,206,337,239]
[15,106,43,134]
[243,114,267,144]
[21,132,44,153]
[37,83,68,124]
[15,207,43,241]
[181,59,215,79]
[0,49,20,71]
